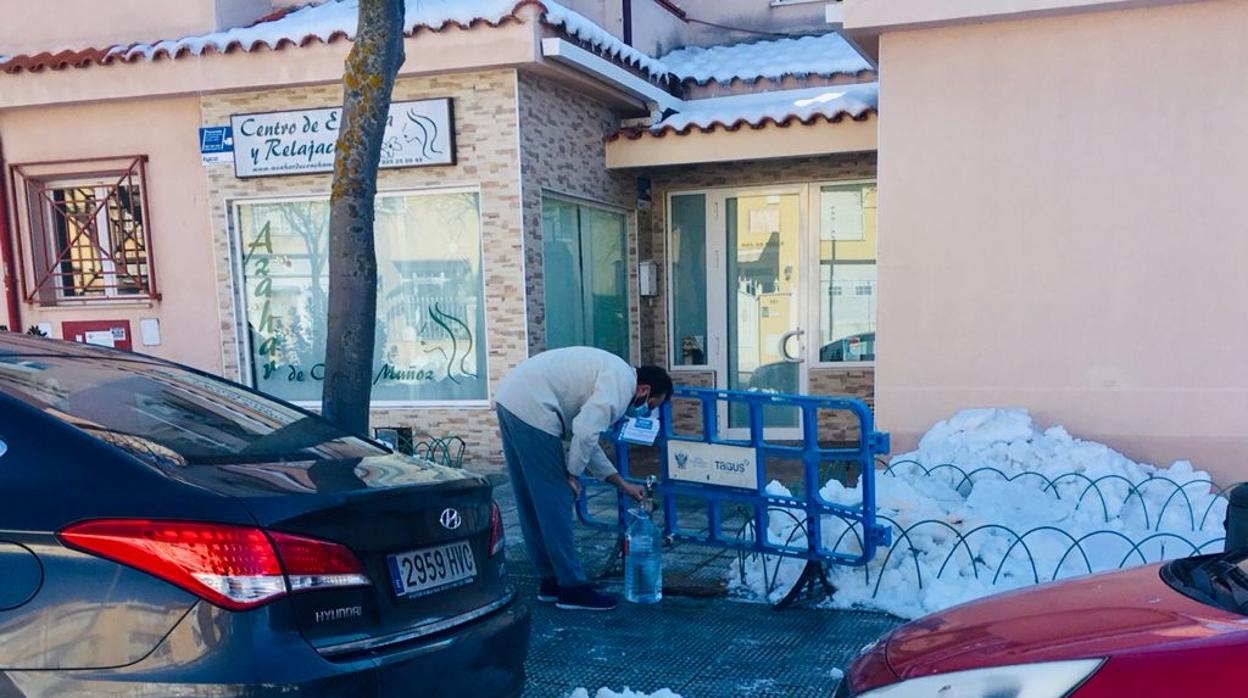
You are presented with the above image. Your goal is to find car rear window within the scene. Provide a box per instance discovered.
[0,354,385,465]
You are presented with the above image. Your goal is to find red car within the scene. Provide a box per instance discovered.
[843,551,1248,696]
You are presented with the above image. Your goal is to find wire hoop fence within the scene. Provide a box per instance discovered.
[731,457,1232,603]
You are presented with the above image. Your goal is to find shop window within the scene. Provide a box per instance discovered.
[11,156,157,304]
[233,189,488,405]
[669,193,708,366]
[818,183,877,364]
[541,196,630,360]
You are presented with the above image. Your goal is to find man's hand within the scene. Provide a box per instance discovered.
[606,474,646,503]
[566,474,582,500]
[619,481,646,503]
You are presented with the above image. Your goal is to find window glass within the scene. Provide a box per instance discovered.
[0,354,382,465]
[541,199,585,351]
[582,206,629,359]
[818,183,877,363]
[670,194,707,366]
[235,190,489,404]
[45,181,148,299]
[540,197,629,360]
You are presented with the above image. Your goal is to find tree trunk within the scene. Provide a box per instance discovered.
[322,0,406,434]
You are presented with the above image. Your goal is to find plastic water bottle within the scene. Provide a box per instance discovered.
[624,506,663,604]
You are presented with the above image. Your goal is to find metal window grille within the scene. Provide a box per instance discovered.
[9,156,159,304]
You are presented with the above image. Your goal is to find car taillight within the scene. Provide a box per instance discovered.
[268,530,371,592]
[488,501,505,556]
[58,520,370,611]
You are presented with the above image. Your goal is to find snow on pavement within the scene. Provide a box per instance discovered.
[735,408,1228,619]
[567,689,682,698]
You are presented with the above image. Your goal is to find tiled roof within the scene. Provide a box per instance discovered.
[611,83,878,140]
[659,32,873,86]
[0,0,669,82]
[1,1,881,143]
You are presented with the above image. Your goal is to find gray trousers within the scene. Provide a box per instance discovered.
[496,406,588,589]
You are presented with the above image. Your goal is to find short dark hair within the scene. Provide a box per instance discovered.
[636,365,673,403]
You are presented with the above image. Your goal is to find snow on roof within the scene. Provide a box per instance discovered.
[541,2,669,81]
[659,32,872,85]
[0,0,669,81]
[631,83,877,138]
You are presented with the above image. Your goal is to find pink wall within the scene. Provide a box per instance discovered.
[0,0,213,56]
[0,97,223,373]
[875,0,1248,482]
[0,0,279,56]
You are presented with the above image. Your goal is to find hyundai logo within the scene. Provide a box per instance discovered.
[439,508,462,531]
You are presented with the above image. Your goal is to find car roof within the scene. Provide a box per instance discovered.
[0,334,162,362]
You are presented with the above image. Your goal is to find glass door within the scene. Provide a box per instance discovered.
[541,196,630,360]
[716,189,807,438]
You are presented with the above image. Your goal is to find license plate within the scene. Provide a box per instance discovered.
[386,541,478,599]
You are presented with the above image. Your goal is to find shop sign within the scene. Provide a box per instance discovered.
[230,98,455,178]
[233,190,489,405]
[199,126,234,166]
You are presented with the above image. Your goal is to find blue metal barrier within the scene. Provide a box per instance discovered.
[576,386,891,571]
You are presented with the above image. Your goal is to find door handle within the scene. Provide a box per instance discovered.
[779,329,805,363]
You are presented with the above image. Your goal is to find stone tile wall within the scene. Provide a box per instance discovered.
[200,70,525,469]
[516,70,641,364]
[199,74,879,470]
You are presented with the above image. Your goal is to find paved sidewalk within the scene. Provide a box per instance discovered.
[491,479,903,698]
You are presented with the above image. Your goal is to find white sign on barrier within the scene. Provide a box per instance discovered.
[667,441,758,490]
[230,98,455,178]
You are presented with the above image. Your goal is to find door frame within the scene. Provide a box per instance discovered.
[707,184,809,440]
[665,178,878,439]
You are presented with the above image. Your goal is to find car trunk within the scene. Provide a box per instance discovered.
[883,564,1241,679]
[174,452,512,656]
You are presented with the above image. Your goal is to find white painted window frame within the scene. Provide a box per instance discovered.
[227,184,492,410]
[664,178,878,383]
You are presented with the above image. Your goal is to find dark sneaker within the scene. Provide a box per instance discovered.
[537,579,559,603]
[555,585,618,611]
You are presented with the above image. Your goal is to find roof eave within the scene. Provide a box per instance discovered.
[0,19,541,110]
[605,114,877,169]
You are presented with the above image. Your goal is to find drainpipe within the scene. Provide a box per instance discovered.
[0,135,21,332]
[622,0,633,46]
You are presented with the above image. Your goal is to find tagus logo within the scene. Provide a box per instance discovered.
[713,460,748,474]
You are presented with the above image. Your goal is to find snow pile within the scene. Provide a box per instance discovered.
[661,32,871,84]
[653,84,877,134]
[567,689,682,698]
[735,408,1228,619]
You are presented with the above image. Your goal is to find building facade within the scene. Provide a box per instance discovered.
[8,0,1235,480]
[0,0,879,466]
